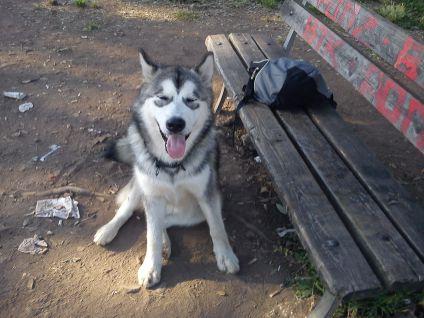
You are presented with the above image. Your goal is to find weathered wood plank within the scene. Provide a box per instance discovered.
[254,35,424,263]
[206,34,381,298]
[306,0,424,90]
[231,33,424,290]
[281,0,424,154]
[277,107,424,290]
[308,105,424,261]
[252,33,286,59]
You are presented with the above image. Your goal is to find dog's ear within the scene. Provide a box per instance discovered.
[195,52,214,85]
[139,48,157,82]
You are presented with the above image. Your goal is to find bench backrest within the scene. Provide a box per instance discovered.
[280,0,424,154]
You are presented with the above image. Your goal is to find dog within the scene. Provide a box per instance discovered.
[93,49,239,288]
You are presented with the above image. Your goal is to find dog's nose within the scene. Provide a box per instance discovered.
[166,117,186,134]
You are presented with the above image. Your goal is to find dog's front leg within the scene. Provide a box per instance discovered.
[138,197,166,288]
[197,194,239,274]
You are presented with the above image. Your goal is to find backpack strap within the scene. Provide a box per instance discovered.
[235,64,262,112]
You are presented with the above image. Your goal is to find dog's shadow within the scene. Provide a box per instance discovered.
[99,213,279,288]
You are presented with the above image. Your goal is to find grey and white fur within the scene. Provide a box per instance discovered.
[93,49,239,288]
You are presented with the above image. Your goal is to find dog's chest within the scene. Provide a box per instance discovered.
[135,166,210,205]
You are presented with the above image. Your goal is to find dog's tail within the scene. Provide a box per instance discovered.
[104,136,134,165]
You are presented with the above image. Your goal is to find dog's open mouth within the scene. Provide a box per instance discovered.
[159,129,190,160]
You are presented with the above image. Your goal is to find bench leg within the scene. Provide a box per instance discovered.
[213,83,227,114]
[308,291,341,318]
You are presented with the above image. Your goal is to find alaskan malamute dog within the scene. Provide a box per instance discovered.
[93,49,239,288]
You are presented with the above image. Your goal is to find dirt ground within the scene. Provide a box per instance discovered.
[0,1,423,318]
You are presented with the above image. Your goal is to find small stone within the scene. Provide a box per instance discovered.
[216,290,227,296]
[46,230,53,236]
[27,278,35,290]
[269,287,283,298]
[22,218,31,227]
[122,286,141,294]
[260,186,268,194]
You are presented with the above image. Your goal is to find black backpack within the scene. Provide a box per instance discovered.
[237,57,336,111]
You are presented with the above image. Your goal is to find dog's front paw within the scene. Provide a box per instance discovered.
[93,223,119,246]
[215,248,240,274]
[138,262,161,288]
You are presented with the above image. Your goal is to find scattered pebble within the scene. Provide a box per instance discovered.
[63,257,81,263]
[3,91,26,100]
[122,286,141,294]
[275,203,287,215]
[247,258,258,265]
[216,290,227,296]
[269,287,283,298]
[276,227,296,238]
[254,156,262,163]
[18,102,33,113]
[46,230,54,236]
[21,78,39,84]
[27,278,35,290]
[22,218,31,228]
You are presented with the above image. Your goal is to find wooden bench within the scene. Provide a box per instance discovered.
[205,1,424,317]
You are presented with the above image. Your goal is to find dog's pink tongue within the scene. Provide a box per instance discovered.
[166,134,186,159]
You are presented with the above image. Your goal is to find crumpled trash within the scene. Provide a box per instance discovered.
[40,144,61,162]
[18,102,33,113]
[3,91,26,100]
[18,234,48,255]
[276,227,296,238]
[35,196,80,219]
[34,144,61,162]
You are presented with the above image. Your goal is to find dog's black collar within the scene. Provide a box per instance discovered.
[154,158,186,176]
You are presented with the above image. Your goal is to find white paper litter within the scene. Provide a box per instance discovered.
[18,234,48,255]
[35,196,80,219]
[18,102,33,113]
[3,91,26,100]
[39,144,61,162]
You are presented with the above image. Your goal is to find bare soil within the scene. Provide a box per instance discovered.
[0,1,423,318]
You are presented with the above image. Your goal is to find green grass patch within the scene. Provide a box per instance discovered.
[274,237,324,299]
[378,3,406,23]
[376,0,424,30]
[335,290,424,318]
[275,234,424,317]
[258,0,279,9]
[174,10,199,21]
[290,250,324,299]
[230,0,250,8]
[74,0,87,8]
[83,21,100,32]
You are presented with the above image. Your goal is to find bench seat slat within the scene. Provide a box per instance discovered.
[230,33,424,290]
[206,34,381,298]
[306,0,424,90]
[281,0,424,154]
[253,33,424,263]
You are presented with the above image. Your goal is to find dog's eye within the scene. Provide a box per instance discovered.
[158,95,169,101]
[185,97,197,105]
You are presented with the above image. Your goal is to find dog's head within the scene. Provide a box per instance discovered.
[135,49,214,162]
